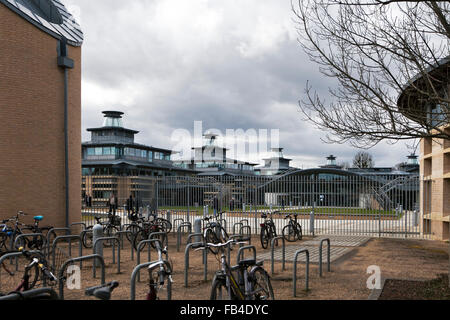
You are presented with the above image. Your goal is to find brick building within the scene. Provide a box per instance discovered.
[398,56,449,240]
[0,0,83,227]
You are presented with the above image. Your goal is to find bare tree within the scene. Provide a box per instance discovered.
[292,0,450,148]
[353,151,375,168]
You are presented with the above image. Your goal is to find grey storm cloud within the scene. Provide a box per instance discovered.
[64,0,413,168]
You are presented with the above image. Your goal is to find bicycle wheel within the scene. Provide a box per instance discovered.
[104,225,118,247]
[260,227,269,249]
[126,224,142,243]
[133,229,148,251]
[0,232,7,251]
[210,276,232,300]
[282,224,297,242]
[149,225,165,249]
[204,229,220,254]
[296,223,303,241]
[18,263,39,291]
[251,267,274,300]
[82,226,94,248]
[215,225,229,243]
[156,218,172,234]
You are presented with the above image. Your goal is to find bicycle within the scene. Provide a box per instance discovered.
[82,214,121,248]
[0,287,59,300]
[145,240,173,300]
[2,247,58,292]
[1,211,28,250]
[85,281,119,300]
[202,239,274,300]
[203,214,229,254]
[260,211,279,249]
[126,212,172,244]
[20,215,54,250]
[132,215,166,251]
[282,213,302,242]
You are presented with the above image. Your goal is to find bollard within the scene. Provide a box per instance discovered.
[92,224,103,269]
[309,209,315,236]
[193,219,203,243]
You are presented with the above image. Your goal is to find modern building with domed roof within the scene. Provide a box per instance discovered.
[0,0,83,227]
[397,56,449,240]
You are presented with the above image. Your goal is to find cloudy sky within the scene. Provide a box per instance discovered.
[64,0,415,168]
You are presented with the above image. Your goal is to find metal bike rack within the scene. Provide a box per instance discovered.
[47,227,71,243]
[176,223,192,252]
[186,233,206,265]
[149,232,168,250]
[240,219,250,226]
[13,233,46,250]
[240,225,252,244]
[130,260,172,300]
[115,230,135,261]
[13,233,46,271]
[319,238,331,277]
[172,219,185,238]
[293,248,310,296]
[184,242,207,287]
[236,245,257,265]
[232,222,243,235]
[50,235,83,271]
[93,237,121,274]
[58,254,105,300]
[136,238,165,282]
[69,222,86,232]
[270,236,286,275]
[79,229,93,249]
[0,251,36,291]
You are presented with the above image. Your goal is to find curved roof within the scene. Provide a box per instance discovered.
[0,0,83,46]
[397,56,449,121]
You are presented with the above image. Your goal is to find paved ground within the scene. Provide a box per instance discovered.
[1,234,448,300]
[257,235,371,263]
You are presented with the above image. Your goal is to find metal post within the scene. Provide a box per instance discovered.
[293,249,310,296]
[270,236,285,275]
[319,238,331,277]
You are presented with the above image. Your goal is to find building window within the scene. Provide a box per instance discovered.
[148,151,153,162]
[87,148,95,156]
[95,147,102,156]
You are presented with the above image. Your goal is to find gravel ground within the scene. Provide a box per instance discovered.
[1,235,448,300]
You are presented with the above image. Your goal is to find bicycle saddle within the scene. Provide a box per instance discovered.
[237,258,257,268]
[33,216,43,221]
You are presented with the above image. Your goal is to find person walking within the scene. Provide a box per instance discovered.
[229,198,235,212]
[213,196,219,217]
[127,194,134,214]
[108,193,118,216]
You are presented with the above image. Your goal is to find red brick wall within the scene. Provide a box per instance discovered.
[0,4,81,228]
